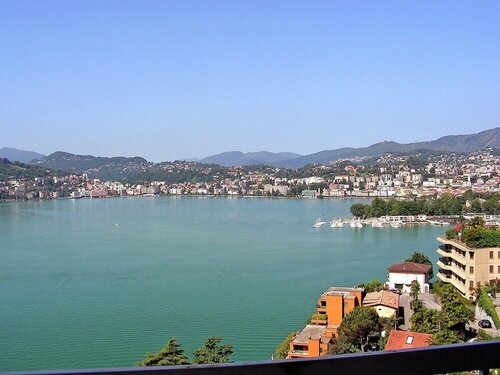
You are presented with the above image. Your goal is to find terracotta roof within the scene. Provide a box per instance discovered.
[387,262,431,274]
[292,325,326,344]
[363,290,399,310]
[385,330,432,351]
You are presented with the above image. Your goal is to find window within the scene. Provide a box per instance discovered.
[498,251,500,259]
[498,265,500,274]
[406,336,414,344]
[469,252,474,260]
[469,281,474,289]
[469,266,474,274]
[490,265,494,273]
[490,251,494,259]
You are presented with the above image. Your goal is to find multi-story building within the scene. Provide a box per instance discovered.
[287,287,365,359]
[315,287,365,336]
[287,325,334,359]
[436,236,500,300]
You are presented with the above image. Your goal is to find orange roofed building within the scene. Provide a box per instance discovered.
[316,287,365,335]
[362,290,400,318]
[289,286,365,359]
[385,330,432,351]
[287,325,334,359]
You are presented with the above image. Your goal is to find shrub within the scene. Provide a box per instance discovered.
[273,332,296,359]
[445,228,457,240]
[462,227,500,248]
[477,287,500,329]
[311,313,327,320]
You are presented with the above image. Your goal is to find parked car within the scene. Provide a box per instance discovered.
[478,319,492,328]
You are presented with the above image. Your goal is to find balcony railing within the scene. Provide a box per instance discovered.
[4,341,500,375]
[438,244,451,252]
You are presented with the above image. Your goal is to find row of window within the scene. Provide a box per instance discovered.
[469,265,500,274]
[468,250,500,260]
[489,250,500,260]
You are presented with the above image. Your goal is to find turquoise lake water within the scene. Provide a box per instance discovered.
[0,197,446,371]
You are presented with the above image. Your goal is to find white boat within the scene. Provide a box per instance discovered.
[391,221,403,228]
[331,219,344,228]
[350,218,363,228]
[371,219,384,228]
[313,217,327,228]
[428,220,450,226]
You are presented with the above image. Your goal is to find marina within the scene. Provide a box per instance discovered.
[313,215,455,229]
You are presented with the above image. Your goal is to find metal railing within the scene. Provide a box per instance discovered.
[4,341,500,375]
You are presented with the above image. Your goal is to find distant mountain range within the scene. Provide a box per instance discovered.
[200,151,302,167]
[200,127,500,168]
[32,151,149,180]
[0,147,45,163]
[0,158,64,181]
[6,127,500,176]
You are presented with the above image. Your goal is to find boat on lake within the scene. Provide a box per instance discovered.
[350,218,363,228]
[331,219,344,228]
[390,221,404,228]
[313,217,327,228]
[428,220,450,226]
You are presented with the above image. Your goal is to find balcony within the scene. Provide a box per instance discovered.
[316,305,327,313]
[438,244,451,252]
[12,341,500,375]
[436,247,466,264]
[311,319,327,325]
[437,260,466,279]
[438,270,467,294]
[288,348,310,359]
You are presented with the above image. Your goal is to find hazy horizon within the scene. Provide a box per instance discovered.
[2,126,499,162]
[2,1,499,161]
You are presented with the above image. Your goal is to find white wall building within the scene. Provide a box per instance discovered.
[386,262,431,294]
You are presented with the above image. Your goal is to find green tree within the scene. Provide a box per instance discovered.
[273,332,296,359]
[137,338,190,367]
[193,337,233,364]
[469,216,485,228]
[334,307,380,353]
[431,329,462,345]
[350,203,367,218]
[410,280,422,311]
[439,284,474,332]
[405,251,434,279]
[357,279,386,293]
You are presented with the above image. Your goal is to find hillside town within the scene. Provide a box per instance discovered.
[1,149,499,201]
[276,221,500,359]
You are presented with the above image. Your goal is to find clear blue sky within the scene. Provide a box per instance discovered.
[1,1,499,161]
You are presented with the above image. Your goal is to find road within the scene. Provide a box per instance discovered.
[398,293,441,331]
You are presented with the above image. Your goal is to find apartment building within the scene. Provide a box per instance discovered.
[288,287,365,359]
[287,325,334,359]
[436,236,500,300]
[315,287,365,336]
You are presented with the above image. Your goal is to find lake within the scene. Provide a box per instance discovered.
[0,197,446,371]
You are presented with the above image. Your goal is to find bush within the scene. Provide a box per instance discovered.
[462,227,500,248]
[311,313,327,320]
[477,287,500,329]
[273,332,296,359]
[445,228,457,240]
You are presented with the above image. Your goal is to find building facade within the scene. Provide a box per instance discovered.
[288,287,365,359]
[436,236,500,300]
[386,262,431,294]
